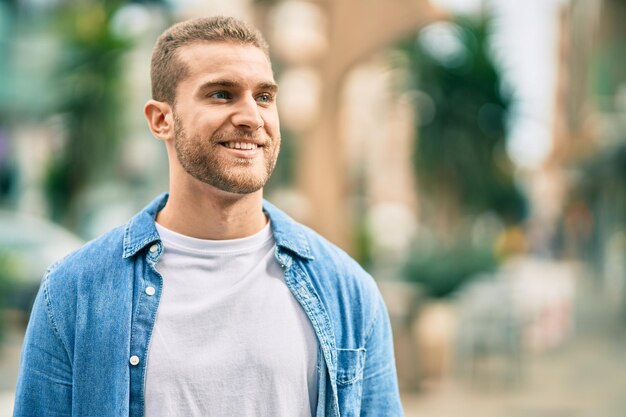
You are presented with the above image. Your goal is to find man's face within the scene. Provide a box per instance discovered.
[171,41,280,195]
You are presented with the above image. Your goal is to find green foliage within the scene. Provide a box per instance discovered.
[0,249,17,298]
[44,3,132,226]
[0,250,19,340]
[402,243,497,298]
[354,216,374,270]
[397,17,526,224]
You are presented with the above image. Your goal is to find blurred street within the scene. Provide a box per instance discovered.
[401,272,626,417]
[1,271,625,416]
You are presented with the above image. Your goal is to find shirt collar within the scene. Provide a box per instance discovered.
[262,199,314,260]
[122,192,314,261]
[122,192,168,259]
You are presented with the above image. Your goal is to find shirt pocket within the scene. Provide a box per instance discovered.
[336,347,366,417]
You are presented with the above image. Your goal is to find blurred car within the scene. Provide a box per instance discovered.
[0,209,84,316]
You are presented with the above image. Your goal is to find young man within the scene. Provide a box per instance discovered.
[14,16,403,417]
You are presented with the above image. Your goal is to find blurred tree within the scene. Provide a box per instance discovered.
[397,17,525,237]
[403,242,496,298]
[395,17,527,297]
[44,1,132,227]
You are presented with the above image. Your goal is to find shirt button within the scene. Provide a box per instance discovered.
[149,244,158,253]
[145,286,156,296]
[129,355,140,366]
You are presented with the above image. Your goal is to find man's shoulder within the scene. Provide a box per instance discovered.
[264,200,378,295]
[300,223,367,274]
[47,193,166,282]
[264,201,365,268]
[301,225,380,301]
[267,204,385,344]
[46,224,127,282]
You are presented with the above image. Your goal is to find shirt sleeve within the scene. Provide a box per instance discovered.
[360,293,404,417]
[13,276,73,417]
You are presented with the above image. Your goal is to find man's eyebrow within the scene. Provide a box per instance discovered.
[197,79,278,92]
[197,79,238,91]
[258,82,278,93]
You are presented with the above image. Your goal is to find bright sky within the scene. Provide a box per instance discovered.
[431,0,566,170]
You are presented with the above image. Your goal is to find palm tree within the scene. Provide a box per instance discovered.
[398,17,525,238]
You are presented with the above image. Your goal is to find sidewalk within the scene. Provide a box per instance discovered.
[401,275,626,417]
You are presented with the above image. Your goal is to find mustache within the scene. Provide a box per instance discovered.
[213,129,270,143]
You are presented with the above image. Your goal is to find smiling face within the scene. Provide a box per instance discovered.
[170,41,280,195]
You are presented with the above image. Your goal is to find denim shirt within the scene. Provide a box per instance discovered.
[14,193,403,417]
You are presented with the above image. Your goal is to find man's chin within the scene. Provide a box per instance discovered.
[199,176,269,196]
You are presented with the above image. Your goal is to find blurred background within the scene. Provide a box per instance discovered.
[0,0,625,415]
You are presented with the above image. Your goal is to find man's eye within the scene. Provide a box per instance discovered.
[209,91,230,100]
[257,93,273,103]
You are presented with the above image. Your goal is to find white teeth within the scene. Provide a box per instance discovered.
[223,142,258,150]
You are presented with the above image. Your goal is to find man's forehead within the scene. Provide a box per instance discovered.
[174,41,275,93]
[176,41,271,69]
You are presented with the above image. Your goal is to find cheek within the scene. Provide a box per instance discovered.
[263,109,280,135]
[193,111,226,131]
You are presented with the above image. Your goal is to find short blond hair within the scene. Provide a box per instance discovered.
[150,16,269,104]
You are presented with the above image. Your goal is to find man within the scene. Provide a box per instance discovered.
[14,16,403,417]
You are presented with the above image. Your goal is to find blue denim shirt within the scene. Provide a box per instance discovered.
[14,193,403,417]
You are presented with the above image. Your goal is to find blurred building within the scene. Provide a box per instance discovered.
[550,0,626,315]
[266,0,446,254]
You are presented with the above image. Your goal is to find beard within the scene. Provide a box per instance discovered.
[173,113,280,194]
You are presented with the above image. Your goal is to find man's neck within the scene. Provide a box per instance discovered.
[156,183,267,240]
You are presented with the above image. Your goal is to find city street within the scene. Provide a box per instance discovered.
[402,276,626,417]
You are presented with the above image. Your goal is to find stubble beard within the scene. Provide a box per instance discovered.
[173,114,280,195]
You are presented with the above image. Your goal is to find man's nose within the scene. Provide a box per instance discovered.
[231,96,264,130]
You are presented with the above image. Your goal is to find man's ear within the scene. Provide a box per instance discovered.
[144,99,174,141]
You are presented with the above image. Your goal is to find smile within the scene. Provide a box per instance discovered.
[221,142,260,150]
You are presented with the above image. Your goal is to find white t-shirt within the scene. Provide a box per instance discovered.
[144,221,318,417]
